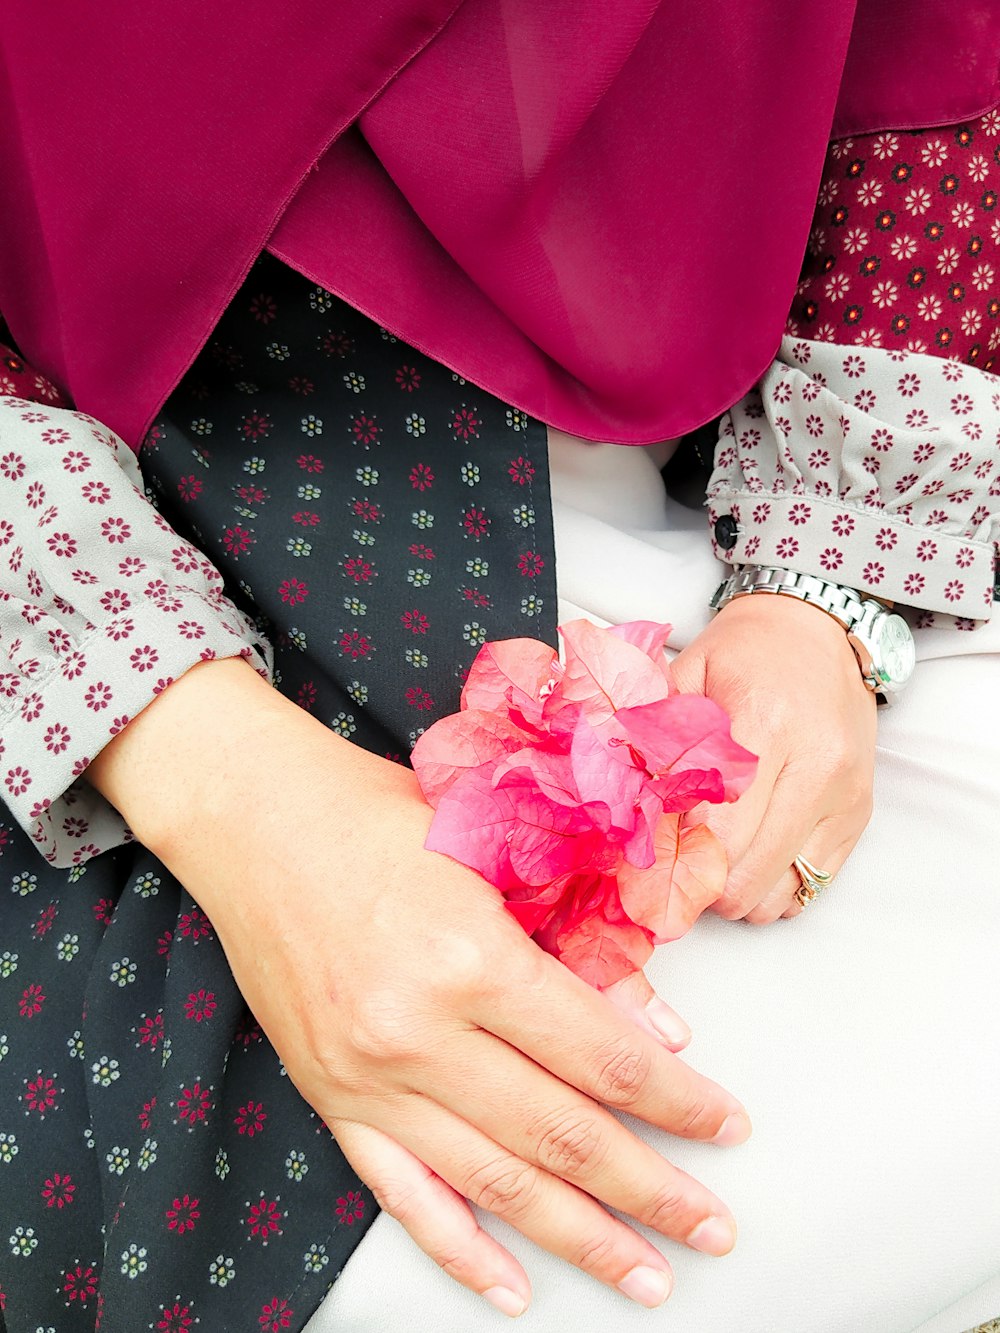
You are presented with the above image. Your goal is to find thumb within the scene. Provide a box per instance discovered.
[603,970,692,1051]
[666,643,708,696]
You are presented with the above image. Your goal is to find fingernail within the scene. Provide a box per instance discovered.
[686,1214,737,1256]
[483,1286,527,1317]
[645,998,692,1049]
[617,1264,673,1307]
[712,1110,752,1146]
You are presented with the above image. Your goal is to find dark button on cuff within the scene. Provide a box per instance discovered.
[714,514,740,550]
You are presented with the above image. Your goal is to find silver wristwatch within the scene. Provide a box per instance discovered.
[709,565,916,702]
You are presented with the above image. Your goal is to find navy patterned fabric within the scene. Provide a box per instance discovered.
[0,253,557,1332]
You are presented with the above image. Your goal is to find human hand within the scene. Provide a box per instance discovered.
[89,658,751,1317]
[668,592,878,924]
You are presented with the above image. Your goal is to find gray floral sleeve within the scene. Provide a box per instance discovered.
[707,338,1000,622]
[0,397,272,866]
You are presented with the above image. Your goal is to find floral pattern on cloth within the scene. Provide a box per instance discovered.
[0,252,556,1332]
[787,112,1000,369]
[0,341,70,409]
[708,337,1000,623]
[139,253,556,780]
[0,400,272,866]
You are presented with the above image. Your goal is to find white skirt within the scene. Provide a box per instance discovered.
[310,435,1000,1333]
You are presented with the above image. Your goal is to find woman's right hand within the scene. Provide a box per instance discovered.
[88,657,751,1317]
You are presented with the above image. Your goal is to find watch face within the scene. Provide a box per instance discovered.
[874,613,916,687]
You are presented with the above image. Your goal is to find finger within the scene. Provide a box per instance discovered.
[709,764,823,920]
[727,764,868,923]
[603,972,692,1050]
[427,1025,737,1253]
[745,823,860,925]
[698,758,783,919]
[331,1118,533,1318]
[358,1095,681,1309]
[469,946,751,1146]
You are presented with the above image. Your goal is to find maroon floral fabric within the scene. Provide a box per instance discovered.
[0,340,70,409]
[787,109,1000,369]
[0,253,556,1332]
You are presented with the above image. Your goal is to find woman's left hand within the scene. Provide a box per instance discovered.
[667,591,879,924]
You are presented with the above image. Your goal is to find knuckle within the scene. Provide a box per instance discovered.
[643,1182,690,1235]
[345,989,424,1065]
[821,736,854,773]
[849,782,874,825]
[591,1037,653,1107]
[425,930,495,1003]
[713,888,756,921]
[569,1229,620,1275]
[466,1157,540,1220]
[527,1109,607,1177]
[368,1170,422,1221]
[434,1248,473,1283]
[669,1091,720,1140]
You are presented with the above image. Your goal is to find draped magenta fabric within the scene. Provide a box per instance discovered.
[1,1,998,450]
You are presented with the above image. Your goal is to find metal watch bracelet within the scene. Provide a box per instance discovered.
[708,565,872,628]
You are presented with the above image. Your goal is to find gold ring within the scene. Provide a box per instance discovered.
[793,854,835,908]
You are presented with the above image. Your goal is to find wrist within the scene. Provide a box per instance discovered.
[85,656,422,918]
[711,564,915,699]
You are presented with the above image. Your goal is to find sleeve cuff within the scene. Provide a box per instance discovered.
[707,486,996,619]
[1,587,271,867]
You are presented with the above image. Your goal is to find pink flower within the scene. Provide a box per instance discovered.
[409,463,435,490]
[184,990,216,1022]
[62,1263,98,1306]
[411,620,756,987]
[19,983,45,1018]
[452,407,481,438]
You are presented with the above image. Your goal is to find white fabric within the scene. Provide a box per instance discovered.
[311,435,1000,1333]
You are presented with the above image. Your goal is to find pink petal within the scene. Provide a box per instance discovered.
[568,719,646,838]
[461,638,559,723]
[622,783,662,869]
[552,876,654,988]
[493,765,615,885]
[492,746,577,805]
[617,813,728,943]
[615,694,757,801]
[411,709,538,807]
[504,878,572,936]
[548,619,671,727]
[424,767,521,890]
[609,620,674,685]
[650,766,726,812]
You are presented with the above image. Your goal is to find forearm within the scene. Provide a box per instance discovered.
[85,654,412,918]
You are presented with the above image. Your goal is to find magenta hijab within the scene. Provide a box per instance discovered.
[1,1,998,450]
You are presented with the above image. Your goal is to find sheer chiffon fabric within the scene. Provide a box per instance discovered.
[4,3,999,450]
[311,433,1000,1333]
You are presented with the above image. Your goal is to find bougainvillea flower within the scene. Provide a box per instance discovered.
[404,708,534,808]
[546,618,670,728]
[618,813,729,944]
[460,638,559,725]
[411,619,758,988]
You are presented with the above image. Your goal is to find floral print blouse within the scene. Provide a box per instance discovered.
[708,115,1000,627]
